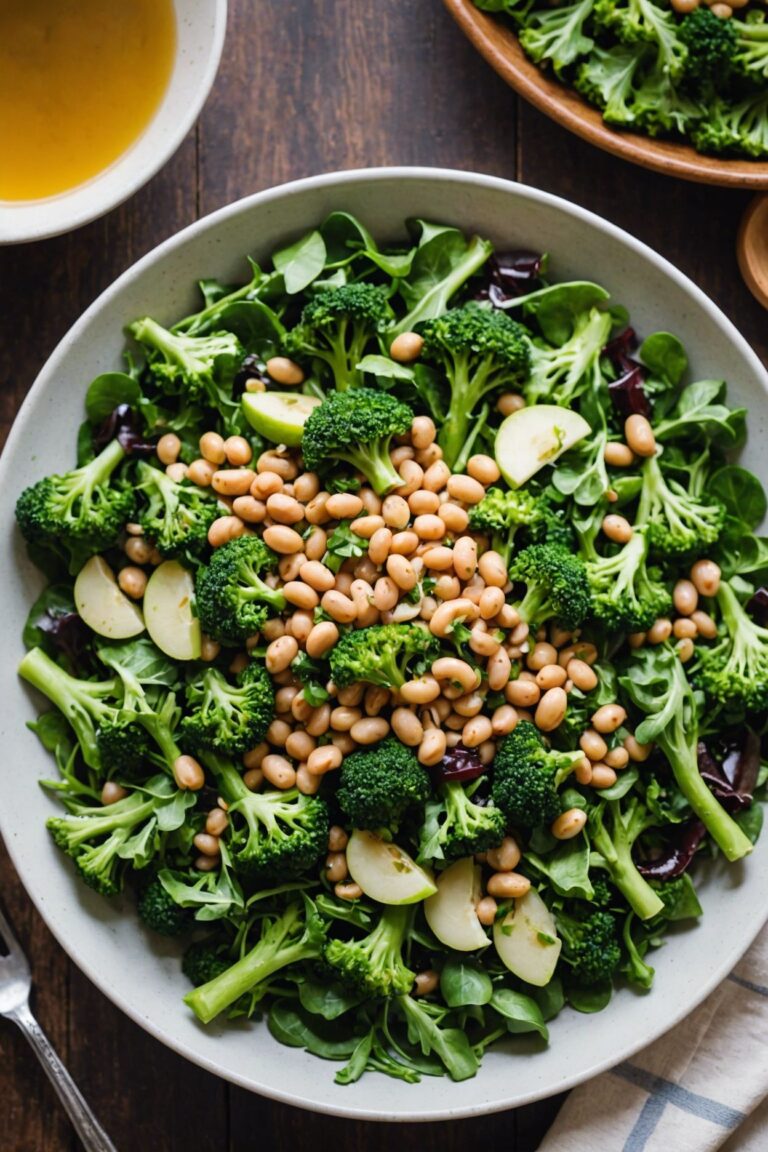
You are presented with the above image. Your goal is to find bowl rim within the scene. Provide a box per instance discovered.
[2,166,767,1120]
[0,0,228,244]
[443,0,768,191]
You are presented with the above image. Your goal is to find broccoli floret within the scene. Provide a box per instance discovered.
[46,789,159,896]
[195,536,287,645]
[519,0,596,77]
[525,308,613,407]
[630,69,703,139]
[329,623,439,691]
[301,388,413,497]
[593,0,687,78]
[582,528,671,633]
[556,909,622,985]
[574,44,648,128]
[680,7,737,84]
[588,795,666,921]
[185,896,327,1023]
[182,939,232,987]
[204,754,328,884]
[692,90,768,158]
[284,283,393,391]
[336,738,431,832]
[128,316,243,408]
[636,455,724,558]
[19,646,142,772]
[467,487,540,569]
[621,643,754,863]
[430,780,507,859]
[137,877,193,936]
[508,544,591,629]
[417,305,530,469]
[649,874,703,923]
[492,722,583,828]
[325,905,415,998]
[15,439,134,572]
[695,580,768,713]
[136,460,220,561]
[733,16,768,84]
[181,662,274,755]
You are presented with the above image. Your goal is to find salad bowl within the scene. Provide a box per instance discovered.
[1,168,767,1120]
[443,0,768,190]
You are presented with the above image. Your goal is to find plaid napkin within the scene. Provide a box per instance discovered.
[538,925,768,1152]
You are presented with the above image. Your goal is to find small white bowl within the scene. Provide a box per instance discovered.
[0,0,227,245]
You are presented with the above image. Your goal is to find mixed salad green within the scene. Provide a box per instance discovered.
[15,214,768,1085]
[474,0,768,159]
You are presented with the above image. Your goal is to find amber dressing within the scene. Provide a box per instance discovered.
[0,0,176,201]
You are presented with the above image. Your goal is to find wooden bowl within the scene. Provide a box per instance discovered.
[443,0,768,189]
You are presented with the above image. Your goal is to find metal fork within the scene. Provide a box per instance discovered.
[0,901,117,1152]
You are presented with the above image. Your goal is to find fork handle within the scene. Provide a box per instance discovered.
[10,1002,117,1152]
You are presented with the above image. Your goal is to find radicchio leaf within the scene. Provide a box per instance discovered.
[93,404,156,457]
[636,820,707,880]
[433,743,486,784]
[746,587,768,627]
[36,609,92,673]
[480,251,545,307]
[603,327,651,419]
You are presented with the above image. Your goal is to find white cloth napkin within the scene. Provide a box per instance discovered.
[538,925,768,1152]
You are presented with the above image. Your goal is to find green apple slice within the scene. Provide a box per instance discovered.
[495,404,590,489]
[424,857,490,952]
[143,560,200,661]
[241,391,321,446]
[346,829,437,905]
[493,887,562,987]
[74,555,145,640]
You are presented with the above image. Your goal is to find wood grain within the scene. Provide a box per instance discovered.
[0,2,765,1150]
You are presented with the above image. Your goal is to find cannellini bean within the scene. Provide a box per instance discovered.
[200,431,226,464]
[452,536,477,581]
[418,728,447,766]
[431,657,479,693]
[477,550,507,588]
[263,524,304,553]
[487,872,530,899]
[429,598,479,637]
[326,492,364,520]
[535,687,568,732]
[265,635,299,673]
[400,676,441,705]
[551,808,587,840]
[591,703,627,733]
[446,474,485,504]
[266,356,305,385]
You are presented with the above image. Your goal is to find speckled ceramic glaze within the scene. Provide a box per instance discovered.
[0,1,227,243]
[1,170,766,1119]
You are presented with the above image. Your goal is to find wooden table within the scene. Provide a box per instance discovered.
[1,3,765,1149]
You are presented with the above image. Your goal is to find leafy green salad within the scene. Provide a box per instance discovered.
[474,0,768,159]
[15,213,768,1085]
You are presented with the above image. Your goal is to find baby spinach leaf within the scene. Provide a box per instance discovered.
[391,223,493,336]
[709,466,766,530]
[533,977,565,1021]
[490,989,549,1040]
[268,1001,361,1059]
[299,979,365,1021]
[501,281,609,345]
[526,834,594,900]
[440,959,494,1007]
[85,372,142,423]
[566,981,613,1013]
[639,332,687,389]
[321,211,414,277]
[273,230,327,294]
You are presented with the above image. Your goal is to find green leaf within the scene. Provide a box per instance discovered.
[321,211,415,277]
[440,959,494,1008]
[273,230,327,294]
[357,354,415,382]
[268,1001,361,1059]
[23,585,77,653]
[85,372,142,423]
[533,977,565,1021]
[639,332,688,388]
[708,465,767,531]
[298,979,365,1020]
[490,989,549,1040]
[526,834,594,900]
[566,981,613,1013]
[501,282,609,344]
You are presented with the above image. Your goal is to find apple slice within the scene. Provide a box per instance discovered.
[424,858,490,952]
[495,404,590,489]
[143,560,200,661]
[493,887,562,987]
[74,555,145,640]
[346,829,437,905]
[242,391,321,446]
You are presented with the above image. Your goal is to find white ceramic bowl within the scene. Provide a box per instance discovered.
[1,169,767,1121]
[0,0,227,245]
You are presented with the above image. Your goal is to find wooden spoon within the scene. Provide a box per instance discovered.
[737,195,768,310]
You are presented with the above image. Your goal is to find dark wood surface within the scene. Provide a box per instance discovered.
[0,3,765,1150]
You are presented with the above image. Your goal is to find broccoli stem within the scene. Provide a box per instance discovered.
[664,744,753,864]
[50,793,156,847]
[716,580,768,678]
[439,358,490,470]
[78,438,127,493]
[184,902,322,1023]
[590,802,665,921]
[342,444,403,497]
[19,647,116,769]
[130,317,198,374]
